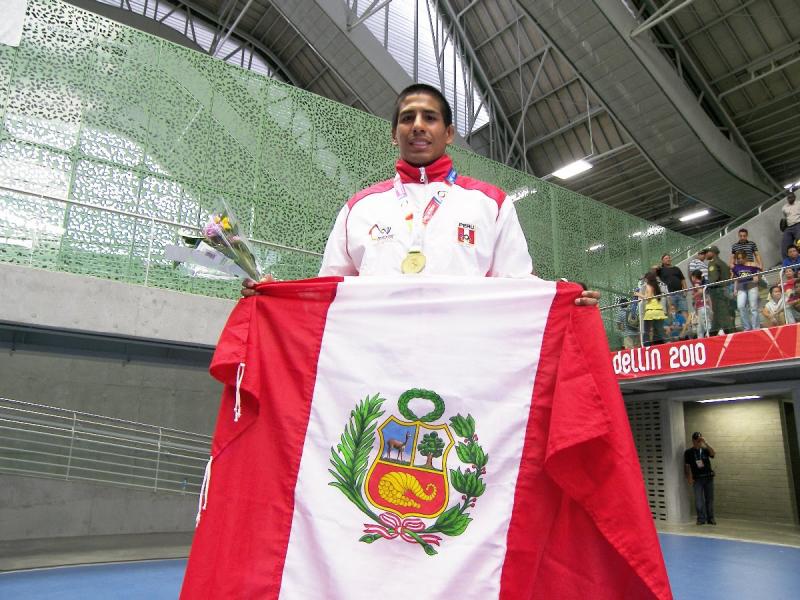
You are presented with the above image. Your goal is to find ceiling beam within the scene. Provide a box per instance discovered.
[525,106,606,150]
[436,0,527,167]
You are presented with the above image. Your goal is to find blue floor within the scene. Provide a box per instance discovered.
[1,534,799,599]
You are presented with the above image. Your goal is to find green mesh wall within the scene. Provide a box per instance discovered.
[0,0,694,323]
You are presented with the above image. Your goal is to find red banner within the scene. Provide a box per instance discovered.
[612,323,800,379]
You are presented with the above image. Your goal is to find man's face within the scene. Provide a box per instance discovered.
[771,288,782,301]
[697,251,706,260]
[662,255,672,266]
[693,437,703,448]
[738,231,748,241]
[788,247,798,260]
[392,93,455,167]
[788,194,796,205]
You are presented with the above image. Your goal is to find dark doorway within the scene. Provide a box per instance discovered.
[783,402,800,523]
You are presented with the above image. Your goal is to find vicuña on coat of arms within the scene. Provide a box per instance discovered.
[329,389,489,556]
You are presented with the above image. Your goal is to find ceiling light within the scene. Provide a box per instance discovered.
[587,243,605,252]
[696,395,761,403]
[551,159,593,180]
[784,180,800,190]
[679,209,710,222]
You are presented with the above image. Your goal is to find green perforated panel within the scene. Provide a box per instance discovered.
[0,0,694,314]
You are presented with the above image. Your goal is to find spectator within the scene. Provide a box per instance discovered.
[732,250,761,331]
[762,285,795,327]
[790,279,800,321]
[687,248,709,282]
[729,228,762,269]
[614,295,640,349]
[665,304,688,342]
[659,253,688,318]
[782,245,800,269]
[636,271,667,346]
[706,246,734,334]
[783,266,796,296]
[684,432,716,525]
[690,270,712,338]
[781,192,800,259]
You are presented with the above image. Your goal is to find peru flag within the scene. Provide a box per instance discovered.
[181,277,671,600]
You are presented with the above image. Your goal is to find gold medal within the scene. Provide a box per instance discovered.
[401,250,426,274]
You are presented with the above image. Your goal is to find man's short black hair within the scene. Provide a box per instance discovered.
[690,269,703,280]
[739,228,748,234]
[392,83,453,129]
[661,253,670,260]
[769,285,781,294]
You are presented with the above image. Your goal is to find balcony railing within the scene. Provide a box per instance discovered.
[0,398,211,495]
[600,264,799,351]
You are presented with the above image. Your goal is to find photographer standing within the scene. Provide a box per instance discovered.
[684,432,717,525]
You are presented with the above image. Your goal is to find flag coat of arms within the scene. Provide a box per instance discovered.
[181,277,671,600]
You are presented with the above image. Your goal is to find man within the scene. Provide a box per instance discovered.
[687,248,709,282]
[729,228,762,269]
[243,84,599,305]
[782,244,800,269]
[658,253,687,318]
[684,432,716,525]
[706,246,734,334]
[781,191,800,259]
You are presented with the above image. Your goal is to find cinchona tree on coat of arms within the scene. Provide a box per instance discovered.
[329,389,489,556]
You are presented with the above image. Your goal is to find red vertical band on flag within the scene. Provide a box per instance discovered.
[500,281,671,599]
[181,277,342,600]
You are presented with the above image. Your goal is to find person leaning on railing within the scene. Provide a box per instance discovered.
[689,270,712,338]
[762,285,795,327]
[732,251,761,331]
[635,271,667,346]
[705,246,734,335]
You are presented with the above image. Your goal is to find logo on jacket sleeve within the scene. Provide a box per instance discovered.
[457,223,475,245]
[329,389,488,556]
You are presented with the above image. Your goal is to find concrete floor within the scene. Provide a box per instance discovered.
[1,519,798,573]
[656,517,800,548]
[2,536,800,600]
[0,532,193,572]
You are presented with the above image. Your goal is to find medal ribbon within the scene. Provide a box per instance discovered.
[394,167,457,252]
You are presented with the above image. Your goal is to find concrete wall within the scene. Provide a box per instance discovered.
[677,200,787,275]
[0,264,235,542]
[0,263,235,348]
[0,349,221,434]
[0,474,196,540]
[683,399,796,524]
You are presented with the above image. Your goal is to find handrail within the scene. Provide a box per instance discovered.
[0,398,211,495]
[683,187,790,259]
[600,263,798,346]
[0,184,324,258]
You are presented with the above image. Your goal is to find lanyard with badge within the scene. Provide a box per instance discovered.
[695,448,704,469]
[393,167,457,274]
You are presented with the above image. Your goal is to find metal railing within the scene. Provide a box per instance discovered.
[602,263,799,349]
[0,398,211,495]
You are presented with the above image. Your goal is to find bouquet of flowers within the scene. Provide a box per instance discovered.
[166,200,261,280]
[199,208,261,280]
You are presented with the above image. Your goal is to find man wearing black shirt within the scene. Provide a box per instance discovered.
[684,432,716,525]
[659,254,687,320]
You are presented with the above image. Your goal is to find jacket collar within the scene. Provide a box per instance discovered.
[395,154,453,184]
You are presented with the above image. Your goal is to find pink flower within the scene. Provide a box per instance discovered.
[204,222,222,238]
